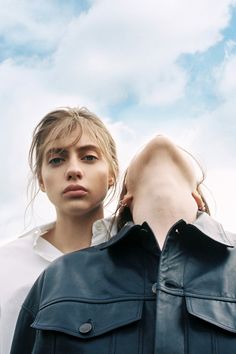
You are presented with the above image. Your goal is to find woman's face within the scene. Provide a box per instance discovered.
[39,128,113,218]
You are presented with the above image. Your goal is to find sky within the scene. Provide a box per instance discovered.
[1,0,236,244]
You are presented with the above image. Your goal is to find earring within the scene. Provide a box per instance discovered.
[119,200,127,208]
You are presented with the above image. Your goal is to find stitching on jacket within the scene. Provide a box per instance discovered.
[39,296,153,310]
[159,287,236,302]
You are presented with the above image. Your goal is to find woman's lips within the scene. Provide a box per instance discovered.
[63,185,88,197]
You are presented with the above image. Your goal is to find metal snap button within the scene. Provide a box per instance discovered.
[79,322,93,334]
[152,282,157,294]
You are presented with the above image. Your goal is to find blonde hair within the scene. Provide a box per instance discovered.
[28,106,119,204]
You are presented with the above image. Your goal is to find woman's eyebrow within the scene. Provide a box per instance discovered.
[45,148,67,158]
[77,144,101,154]
[45,145,101,157]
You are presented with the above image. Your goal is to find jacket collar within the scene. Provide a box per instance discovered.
[99,213,235,250]
[191,212,235,248]
[99,222,140,250]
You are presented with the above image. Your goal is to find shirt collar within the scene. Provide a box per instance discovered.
[91,216,117,246]
[19,222,63,262]
[19,217,118,262]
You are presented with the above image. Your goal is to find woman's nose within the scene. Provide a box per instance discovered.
[66,159,83,180]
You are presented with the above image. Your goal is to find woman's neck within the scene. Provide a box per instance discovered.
[43,209,104,253]
[124,136,200,249]
[131,182,198,249]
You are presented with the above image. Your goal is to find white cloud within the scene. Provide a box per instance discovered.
[0,57,102,243]
[205,168,236,232]
[0,0,234,108]
[216,51,236,98]
[50,0,235,106]
[0,0,87,53]
[1,0,236,242]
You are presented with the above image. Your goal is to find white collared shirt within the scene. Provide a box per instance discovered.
[0,217,117,354]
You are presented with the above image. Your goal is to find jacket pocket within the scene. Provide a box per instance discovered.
[31,299,143,354]
[185,296,236,354]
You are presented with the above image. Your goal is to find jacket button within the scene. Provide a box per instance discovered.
[152,282,157,294]
[79,322,93,334]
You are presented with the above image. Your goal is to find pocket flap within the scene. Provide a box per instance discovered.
[32,300,143,338]
[186,296,236,333]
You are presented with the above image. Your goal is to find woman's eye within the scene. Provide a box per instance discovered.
[49,157,64,166]
[82,155,98,161]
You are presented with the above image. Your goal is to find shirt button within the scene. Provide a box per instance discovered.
[79,322,93,334]
[152,282,157,294]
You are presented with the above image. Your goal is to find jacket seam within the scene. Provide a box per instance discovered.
[158,288,236,302]
[39,296,154,310]
[21,304,36,318]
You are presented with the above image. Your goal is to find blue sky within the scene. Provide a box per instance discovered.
[1,0,236,242]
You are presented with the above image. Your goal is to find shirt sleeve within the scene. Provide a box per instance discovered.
[10,270,46,354]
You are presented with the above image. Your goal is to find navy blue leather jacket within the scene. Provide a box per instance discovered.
[11,213,236,354]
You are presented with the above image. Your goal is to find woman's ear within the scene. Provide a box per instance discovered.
[108,175,114,188]
[120,192,133,208]
[192,190,205,211]
[38,174,46,192]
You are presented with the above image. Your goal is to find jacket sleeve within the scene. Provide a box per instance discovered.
[10,306,36,354]
[10,271,46,354]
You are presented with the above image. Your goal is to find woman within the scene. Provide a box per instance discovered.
[0,106,119,354]
[11,136,236,354]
